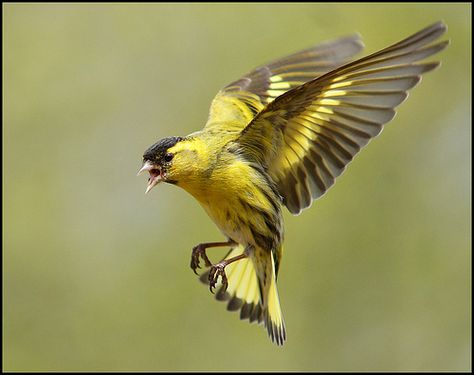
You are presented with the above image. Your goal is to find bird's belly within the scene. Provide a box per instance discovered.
[198,192,282,254]
[181,159,283,250]
[200,200,250,245]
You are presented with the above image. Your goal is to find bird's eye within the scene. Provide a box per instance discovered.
[164,153,174,162]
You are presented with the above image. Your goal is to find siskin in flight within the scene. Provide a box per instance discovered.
[138,22,448,346]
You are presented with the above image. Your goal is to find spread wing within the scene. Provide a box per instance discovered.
[233,21,449,215]
[204,34,364,133]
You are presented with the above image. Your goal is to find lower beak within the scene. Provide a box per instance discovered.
[137,161,163,194]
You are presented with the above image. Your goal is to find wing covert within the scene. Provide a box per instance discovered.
[234,22,449,214]
[204,34,365,132]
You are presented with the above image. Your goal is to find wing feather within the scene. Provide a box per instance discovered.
[234,21,448,214]
[204,34,364,131]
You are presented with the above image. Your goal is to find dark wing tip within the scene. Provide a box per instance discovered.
[348,32,366,51]
[433,20,448,32]
[420,20,448,36]
[433,39,451,51]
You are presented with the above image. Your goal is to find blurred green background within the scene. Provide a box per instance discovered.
[3,3,471,372]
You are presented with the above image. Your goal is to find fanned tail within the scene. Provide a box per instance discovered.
[199,244,286,345]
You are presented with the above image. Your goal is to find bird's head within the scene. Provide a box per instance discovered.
[138,136,204,193]
[137,136,185,193]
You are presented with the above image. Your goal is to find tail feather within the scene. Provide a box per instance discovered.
[199,245,262,322]
[263,255,286,345]
[199,244,286,345]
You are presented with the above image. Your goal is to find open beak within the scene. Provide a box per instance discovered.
[137,160,163,194]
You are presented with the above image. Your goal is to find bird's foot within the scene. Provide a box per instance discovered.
[190,244,213,275]
[208,261,228,294]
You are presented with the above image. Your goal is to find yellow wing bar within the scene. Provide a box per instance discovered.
[234,22,448,214]
[204,34,364,131]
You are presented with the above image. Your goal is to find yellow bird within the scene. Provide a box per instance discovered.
[138,22,448,345]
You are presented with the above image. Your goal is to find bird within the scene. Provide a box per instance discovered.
[138,22,448,346]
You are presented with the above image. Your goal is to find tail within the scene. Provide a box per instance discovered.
[200,244,286,345]
[263,250,286,345]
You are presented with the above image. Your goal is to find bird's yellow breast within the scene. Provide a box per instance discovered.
[189,158,259,244]
[180,153,282,250]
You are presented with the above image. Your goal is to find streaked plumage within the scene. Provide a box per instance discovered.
[139,22,448,345]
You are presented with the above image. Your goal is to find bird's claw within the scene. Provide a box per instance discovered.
[190,244,212,275]
[208,262,228,294]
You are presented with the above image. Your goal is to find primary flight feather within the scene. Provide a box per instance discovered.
[139,22,448,345]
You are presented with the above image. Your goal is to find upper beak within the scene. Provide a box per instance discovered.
[137,161,153,176]
[137,160,163,194]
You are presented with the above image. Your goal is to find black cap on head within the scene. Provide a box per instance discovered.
[143,136,183,163]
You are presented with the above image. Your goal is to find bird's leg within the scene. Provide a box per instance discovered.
[209,253,247,293]
[190,240,236,274]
